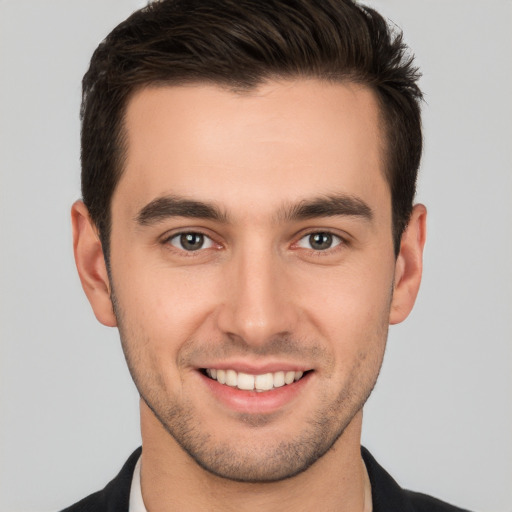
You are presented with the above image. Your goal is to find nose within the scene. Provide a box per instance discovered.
[216,242,299,347]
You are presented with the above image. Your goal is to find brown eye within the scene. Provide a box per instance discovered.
[297,232,341,251]
[169,232,213,251]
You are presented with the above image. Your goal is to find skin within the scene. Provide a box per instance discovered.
[72,79,426,512]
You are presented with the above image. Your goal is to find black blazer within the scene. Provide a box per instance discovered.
[60,447,471,512]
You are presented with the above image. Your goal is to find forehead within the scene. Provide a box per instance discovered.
[114,79,388,220]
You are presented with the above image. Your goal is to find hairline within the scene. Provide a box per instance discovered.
[98,74,397,263]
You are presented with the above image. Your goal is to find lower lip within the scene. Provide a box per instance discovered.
[199,371,312,415]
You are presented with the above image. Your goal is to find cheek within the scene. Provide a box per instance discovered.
[111,265,222,398]
[289,258,393,386]
[293,257,394,333]
[112,258,222,349]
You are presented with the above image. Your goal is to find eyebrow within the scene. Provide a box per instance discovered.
[136,193,373,226]
[136,195,228,225]
[276,194,373,223]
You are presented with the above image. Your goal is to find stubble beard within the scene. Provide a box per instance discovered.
[139,377,367,483]
[111,291,388,483]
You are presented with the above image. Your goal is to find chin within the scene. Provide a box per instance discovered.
[142,391,361,483]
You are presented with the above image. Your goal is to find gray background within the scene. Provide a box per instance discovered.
[0,1,510,511]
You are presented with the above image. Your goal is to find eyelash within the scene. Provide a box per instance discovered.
[292,230,347,256]
[163,230,219,255]
[162,229,347,256]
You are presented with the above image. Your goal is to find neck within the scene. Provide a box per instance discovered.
[139,401,369,512]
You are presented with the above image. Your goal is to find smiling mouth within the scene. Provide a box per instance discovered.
[201,368,309,392]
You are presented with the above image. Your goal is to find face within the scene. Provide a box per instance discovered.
[107,80,399,481]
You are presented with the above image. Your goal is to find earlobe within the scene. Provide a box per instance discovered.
[71,200,117,327]
[389,204,427,325]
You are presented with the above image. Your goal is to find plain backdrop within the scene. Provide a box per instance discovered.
[0,1,511,511]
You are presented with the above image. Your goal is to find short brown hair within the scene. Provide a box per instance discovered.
[81,0,423,258]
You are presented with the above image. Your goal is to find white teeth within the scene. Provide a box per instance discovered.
[226,369,237,387]
[217,369,226,384]
[205,368,306,391]
[255,373,274,391]
[273,371,285,388]
[237,372,255,390]
[284,371,295,385]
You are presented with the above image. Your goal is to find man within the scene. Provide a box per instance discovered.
[63,0,470,510]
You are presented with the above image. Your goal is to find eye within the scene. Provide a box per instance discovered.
[296,232,342,251]
[168,232,214,251]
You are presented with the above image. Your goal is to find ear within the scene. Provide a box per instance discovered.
[71,200,117,327]
[389,204,427,325]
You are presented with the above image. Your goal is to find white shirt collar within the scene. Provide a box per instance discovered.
[129,456,148,512]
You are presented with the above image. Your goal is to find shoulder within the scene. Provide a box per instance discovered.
[60,489,107,512]
[405,490,472,512]
[59,447,142,512]
[361,447,473,512]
